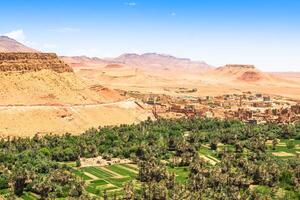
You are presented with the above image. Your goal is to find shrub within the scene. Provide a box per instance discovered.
[286,140,295,149]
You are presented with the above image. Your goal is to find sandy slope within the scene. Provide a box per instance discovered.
[0,69,154,137]
[0,70,106,105]
[75,66,300,100]
[0,101,154,137]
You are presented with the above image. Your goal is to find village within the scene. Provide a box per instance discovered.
[124,90,300,124]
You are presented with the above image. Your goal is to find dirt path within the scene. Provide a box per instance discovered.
[199,153,219,165]
[83,172,99,180]
[0,99,137,109]
[124,163,139,170]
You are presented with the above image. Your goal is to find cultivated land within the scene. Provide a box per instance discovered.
[0,37,299,199]
[0,118,300,199]
[0,163,189,199]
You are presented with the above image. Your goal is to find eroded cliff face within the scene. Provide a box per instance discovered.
[0,53,73,73]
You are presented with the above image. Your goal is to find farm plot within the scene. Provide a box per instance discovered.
[81,166,114,179]
[168,166,189,183]
[105,164,137,177]
[198,145,220,165]
[21,192,39,200]
[73,164,138,198]
[266,139,300,159]
[71,163,189,198]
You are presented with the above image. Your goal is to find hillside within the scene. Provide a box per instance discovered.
[215,64,273,82]
[0,53,102,105]
[0,101,154,137]
[0,52,153,136]
[0,36,38,52]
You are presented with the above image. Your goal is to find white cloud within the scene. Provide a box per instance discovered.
[49,27,80,33]
[170,12,176,17]
[4,29,26,42]
[124,2,137,6]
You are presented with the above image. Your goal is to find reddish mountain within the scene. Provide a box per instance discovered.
[114,53,212,71]
[0,36,38,52]
[62,53,212,72]
[215,64,273,82]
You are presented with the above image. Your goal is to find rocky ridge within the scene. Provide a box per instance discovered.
[0,52,73,73]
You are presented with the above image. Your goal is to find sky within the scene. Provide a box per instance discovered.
[1,0,300,71]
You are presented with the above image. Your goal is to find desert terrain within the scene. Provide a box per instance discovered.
[71,56,300,100]
[0,36,299,137]
[0,37,154,137]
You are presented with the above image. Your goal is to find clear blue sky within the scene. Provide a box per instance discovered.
[1,0,300,71]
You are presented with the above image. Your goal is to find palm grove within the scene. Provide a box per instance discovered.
[0,118,299,199]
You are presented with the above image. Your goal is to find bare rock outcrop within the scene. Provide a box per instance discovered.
[0,53,73,73]
[238,71,262,82]
[215,64,271,82]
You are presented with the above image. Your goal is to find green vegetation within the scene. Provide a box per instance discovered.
[71,168,92,181]
[0,118,299,199]
[105,165,137,177]
[81,167,113,179]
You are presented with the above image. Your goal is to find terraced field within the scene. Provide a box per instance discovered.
[0,163,188,200]
[73,163,188,198]
[78,165,137,198]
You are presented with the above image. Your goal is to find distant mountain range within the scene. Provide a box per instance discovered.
[113,53,213,71]
[60,53,213,72]
[0,36,297,79]
[0,36,212,72]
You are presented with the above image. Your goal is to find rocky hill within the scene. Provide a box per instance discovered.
[114,53,212,71]
[0,52,109,105]
[0,36,38,52]
[215,64,270,82]
[0,52,73,73]
[62,53,212,72]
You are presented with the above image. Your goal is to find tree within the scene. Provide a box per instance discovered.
[124,181,135,200]
[76,159,81,167]
[10,168,35,196]
[272,138,278,150]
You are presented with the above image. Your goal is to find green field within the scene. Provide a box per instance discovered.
[81,166,114,179]
[168,166,189,183]
[71,168,93,180]
[69,163,188,198]
[21,192,38,200]
[72,165,138,197]
[199,140,300,161]
[266,139,300,159]
[105,164,137,177]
